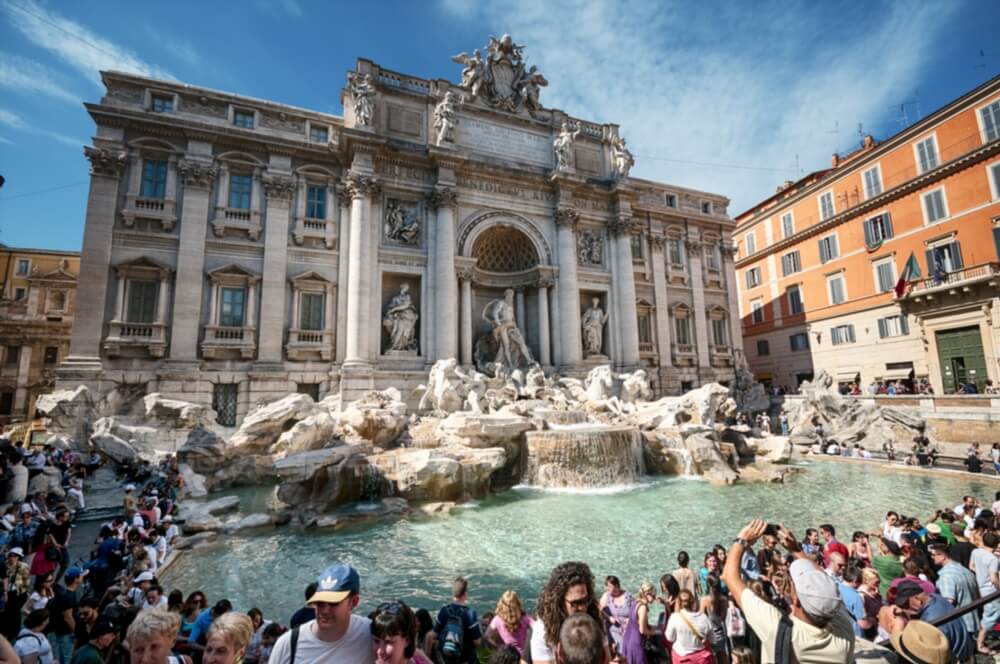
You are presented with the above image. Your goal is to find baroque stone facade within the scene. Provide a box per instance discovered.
[58,37,739,425]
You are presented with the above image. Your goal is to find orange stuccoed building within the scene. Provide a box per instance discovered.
[734,74,1000,395]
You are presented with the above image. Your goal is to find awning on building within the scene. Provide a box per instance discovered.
[880,368,914,380]
[835,368,861,381]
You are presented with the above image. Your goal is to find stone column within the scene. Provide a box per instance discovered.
[168,159,216,362]
[721,243,743,352]
[256,175,295,363]
[156,275,169,324]
[515,288,526,332]
[344,174,379,364]
[611,216,640,367]
[537,279,552,366]
[428,187,459,360]
[335,182,350,363]
[459,269,474,366]
[649,235,673,367]
[554,207,583,368]
[324,285,334,336]
[165,155,178,201]
[246,281,258,330]
[60,147,126,381]
[687,235,711,369]
[207,283,218,326]
[127,151,142,196]
[290,286,300,331]
[113,273,126,322]
[13,345,32,414]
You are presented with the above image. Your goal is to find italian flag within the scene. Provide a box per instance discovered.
[894,252,922,298]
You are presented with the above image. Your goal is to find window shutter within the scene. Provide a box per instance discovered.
[877,318,887,338]
[925,249,935,274]
[883,213,894,239]
[848,325,856,343]
[819,239,828,263]
[951,241,964,269]
[900,316,909,335]
[993,227,1000,260]
[863,220,873,247]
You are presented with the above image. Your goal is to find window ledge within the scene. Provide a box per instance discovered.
[202,325,257,359]
[291,216,336,249]
[121,195,178,231]
[103,321,168,358]
[212,208,262,240]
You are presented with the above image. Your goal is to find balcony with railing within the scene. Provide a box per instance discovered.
[201,325,257,359]
[212,207,262,240]
[121,194,177,231]
[902,262,1000,302]
[672,343,696,365]
[710,344,734,366]
[291,216,336,249]
[103,320,168,358]
[285,328,334,360]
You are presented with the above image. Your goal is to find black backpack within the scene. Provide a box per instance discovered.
[440,605,466,661]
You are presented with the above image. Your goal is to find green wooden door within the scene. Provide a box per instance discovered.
[936,326,987,393]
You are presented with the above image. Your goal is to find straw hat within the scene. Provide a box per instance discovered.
[890,620,950,664]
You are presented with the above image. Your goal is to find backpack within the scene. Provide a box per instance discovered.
[440,605,465,660]
[725,603,746,638]
[774,614,794,664]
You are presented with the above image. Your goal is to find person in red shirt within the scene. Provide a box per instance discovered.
[820,524,849,566]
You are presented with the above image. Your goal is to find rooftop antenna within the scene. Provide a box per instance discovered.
[890,102,909,130]
[913,89,921,122]
[794,153,800,175]
[856,122,865,148]
[827,121,840,154]
[976,49,987,78]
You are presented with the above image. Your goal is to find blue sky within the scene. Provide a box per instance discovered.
[0,0,997,251]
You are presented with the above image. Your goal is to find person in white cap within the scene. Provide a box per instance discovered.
[128,572,156,606]
[722,519,855,663]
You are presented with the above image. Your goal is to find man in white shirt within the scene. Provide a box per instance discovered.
[267,563,373,663]
[162,515,179,545]
[881,511,903,545]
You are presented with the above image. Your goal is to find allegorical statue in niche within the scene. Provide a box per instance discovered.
[483,288,534,372]
[348,73,375,128]
[553,121,581,171]
[581,297,609,357]
[383,283,418,352]
[384,200,420,245]
[433,91,461,146]
[611,135,634,178]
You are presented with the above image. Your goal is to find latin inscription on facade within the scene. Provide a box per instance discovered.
[457,175,554,203]
[456,117,552,167]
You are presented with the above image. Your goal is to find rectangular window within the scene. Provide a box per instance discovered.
[831,324,856,345]
[13,287,26,301]
[922,188,948,223]
[787,286,804,315]
[5,347,19,366]
[220,287,246,327]
[668,239,685,266]
[637,313,652,345]
[863,213,894,248]
[141,160,168,199]
[751,299,764,324]
[212,384,239,427]
[126,280,158,323]
[991,163,1000,199]
[916,136,939,173]
[0,392,12,415]
[877,315,910,339]
[701,201,712,214]
[674,317,691,345]
[983,100,1000,142]
[827,274,846,305]
[874,259,896,293]
[664,193,677,208]
[299,292,324,331]
[756,339,770,356]
[863,166,883,199]
[781,251,801,276]
[297,383,321,401]
[16,259,29,275]
[745,233,756,255]
[781,212,794,238]
[711,318,727,346]
[309,126,329,143]
[233,109,255,129]
[306,185,327,219]
[819,191,835,221]
[229,174,253,209]
[151,94,173,113]
[745,267,761,288]
[926,242,964,274]
[790,333,810,351]
[630,235,644,260]
[44,346,58,365]
[818,235,839,263]
[704,245,721,271]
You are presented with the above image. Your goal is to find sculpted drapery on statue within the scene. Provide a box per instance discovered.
[581,297,609,357]
[383,283,418,353]
[476,288,535,376]
[433,91,462,146]
[553,121,582,172]
[383,200,420,245]
[451,34,547,114]
[611,135,635,179]
[347,73,376,128]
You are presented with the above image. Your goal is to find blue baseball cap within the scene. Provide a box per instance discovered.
[65,566,89,582]
[308,564,360,604]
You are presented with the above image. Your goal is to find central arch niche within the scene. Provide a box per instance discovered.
[471,226,540,272]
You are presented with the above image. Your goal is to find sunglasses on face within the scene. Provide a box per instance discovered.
[376,602,403,615]
[566,597,591,610]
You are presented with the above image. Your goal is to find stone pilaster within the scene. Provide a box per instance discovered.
[428,187,459,360]
[13,345,32,414]
[167,159,216,363]
[256,174,295,364]
[457,266,475,366]
[554,207,583,368]
[721,242,743,352]
[648,234,673,367]
[610,215,640,368]
[335,181,351,363]
[687,235,711,371]
[343,173,380,365]
[59,146,126,383]
[537,277,554,367]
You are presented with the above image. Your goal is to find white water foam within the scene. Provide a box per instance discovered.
[511,480,658,496]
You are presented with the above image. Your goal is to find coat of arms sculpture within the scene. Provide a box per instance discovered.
[451,34,548,114]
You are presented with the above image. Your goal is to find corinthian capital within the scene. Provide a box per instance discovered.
[685,237,703,252]
[608,214,634,236]
[720,243,737,258]
[263,174,296,201]
[344,173,381,199]
[178,160,217,189]
[426,186,458,210]
[554,206,579,228]
[648,234,667,250]
[455,266,476,282]
[84,146,126,178]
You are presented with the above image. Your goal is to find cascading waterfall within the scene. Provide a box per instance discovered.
[524,425,645,488]
[358,463,395,502]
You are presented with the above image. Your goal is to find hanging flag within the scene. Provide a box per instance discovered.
[894,252,922,298]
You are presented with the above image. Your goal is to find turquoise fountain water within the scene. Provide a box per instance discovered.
[162,461,997,621]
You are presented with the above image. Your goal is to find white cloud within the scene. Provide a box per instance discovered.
[141,25,202,68]
[438,0,958,215]
[0,135,12,145]
[0,106,81,148]
[0,52,80,104]
[2,0,173,88]
[0,108,28,130]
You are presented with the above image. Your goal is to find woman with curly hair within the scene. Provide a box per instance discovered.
[485,590,531,655]
[529,561,605,663]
